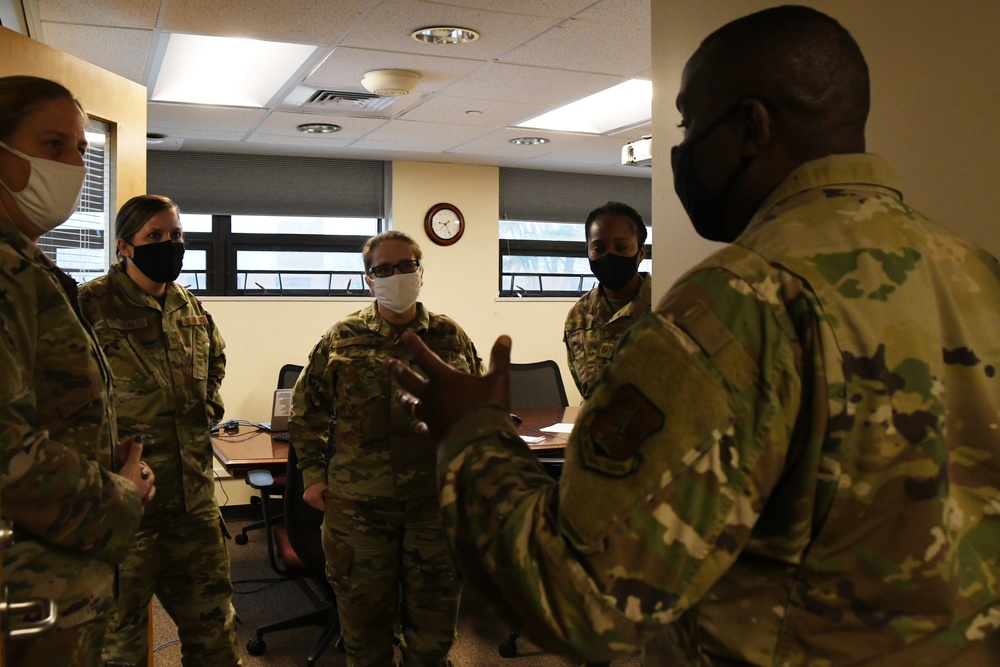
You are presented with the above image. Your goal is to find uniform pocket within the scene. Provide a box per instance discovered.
[321,529,354,589]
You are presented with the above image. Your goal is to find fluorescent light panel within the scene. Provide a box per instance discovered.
[152,33,317,107]
[514,79,652,134]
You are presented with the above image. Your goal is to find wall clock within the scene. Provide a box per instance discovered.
[424,202,465,246]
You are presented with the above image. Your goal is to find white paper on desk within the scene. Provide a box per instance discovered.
[520,435,545,444]
[539,423,574,434]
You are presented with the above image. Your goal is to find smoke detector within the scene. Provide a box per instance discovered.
[361,69,420,96]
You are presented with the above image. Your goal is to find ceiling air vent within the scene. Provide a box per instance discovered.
[303,89,396,112]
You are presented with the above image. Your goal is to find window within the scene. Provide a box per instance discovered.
[181,215,381,296]
[40,119,112,283]
[499,168,652,298]
[148,152,387,297]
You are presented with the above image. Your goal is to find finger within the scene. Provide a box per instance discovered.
[386,356,429,397]
[398,330,450,381]
[124,439,143,465]
[487,335,513,375]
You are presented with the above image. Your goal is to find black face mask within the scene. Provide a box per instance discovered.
[671,103,754,243]
[590,251,640,291]
[128,241,185,284]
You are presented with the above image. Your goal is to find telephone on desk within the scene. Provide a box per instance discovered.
[272,432,290,442]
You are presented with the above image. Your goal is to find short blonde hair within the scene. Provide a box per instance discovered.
[361,230,422,272]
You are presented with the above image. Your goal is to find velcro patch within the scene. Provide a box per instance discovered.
[107,317,147,330]
[180,315,209,326]
[579,383,664,477]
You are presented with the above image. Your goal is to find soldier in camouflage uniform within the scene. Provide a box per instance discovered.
[388,7,1000,666]
[0,76,151,667]
[79,195,238,666]
[291,230,483,667]
[564,202,652,399]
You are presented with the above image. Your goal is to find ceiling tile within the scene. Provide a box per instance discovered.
[304,46,486,95]
[427,0,596,19]
[41,23,152,83]
[161,0,379,45]
[253,111,387,139]
[37,0,161,29]
[442,62,620,106]
[399,95,548,128]
[148,102,267,136]
[340,0,560,60]
[358,118,487,147]
[499,18,648,77]
[576,0,650,28]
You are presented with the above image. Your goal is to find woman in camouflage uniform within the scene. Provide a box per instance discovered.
[0,75,152,667]
[563,202,652,399]
[79,195,238,666]
[291,230,484,667]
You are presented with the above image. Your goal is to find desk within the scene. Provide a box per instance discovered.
[211,407,578,475]
[212,427,288,474]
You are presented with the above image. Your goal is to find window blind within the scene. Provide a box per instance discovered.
[147,152,385,218]
[499,168,652,224]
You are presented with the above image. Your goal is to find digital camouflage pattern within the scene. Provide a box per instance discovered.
[0,217,141,665]
[437,155,1000,665]
[564,273,652,399]
[78,262,237,665]
[291,300,482,666]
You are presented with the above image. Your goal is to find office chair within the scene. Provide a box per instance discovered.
[235,363,303,545]
[509,360,569,410]
[244,443,341,664]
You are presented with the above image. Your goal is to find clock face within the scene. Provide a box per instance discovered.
[424,203,464,246]
[431,209,461,239]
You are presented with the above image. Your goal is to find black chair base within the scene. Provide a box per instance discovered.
[246,604,340,666]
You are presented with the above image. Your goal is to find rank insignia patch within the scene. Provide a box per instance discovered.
[579,383,664,476]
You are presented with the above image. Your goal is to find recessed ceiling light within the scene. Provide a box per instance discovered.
[146,133,166,144]
[509,137,550,146]
[411,26,479,45]
[297,123,341,134]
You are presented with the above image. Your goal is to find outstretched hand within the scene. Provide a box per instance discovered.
[386,331,513,440]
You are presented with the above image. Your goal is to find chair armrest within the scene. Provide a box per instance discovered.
[247,469,276,489]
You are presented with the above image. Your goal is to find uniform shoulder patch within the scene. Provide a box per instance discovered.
[579,383,664,477]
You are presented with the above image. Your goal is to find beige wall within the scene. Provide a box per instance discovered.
[652,0,1000,299]
[207,161,584,428]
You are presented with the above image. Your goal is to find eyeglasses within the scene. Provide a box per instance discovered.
[366,259,420,278]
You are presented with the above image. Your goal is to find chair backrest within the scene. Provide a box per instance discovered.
[278,364,304,390]
[509,360,569,410]
[280,444,327,578]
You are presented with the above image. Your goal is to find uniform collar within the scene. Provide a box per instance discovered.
[108,261,185,312]
[362,300,430,335]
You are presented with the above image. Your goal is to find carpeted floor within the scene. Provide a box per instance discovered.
[149,514,641,667]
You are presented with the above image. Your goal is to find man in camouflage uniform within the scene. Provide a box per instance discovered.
[388,7,1000,665]
[291,231,483,667]
[564,202,652,399]
[0,76,148,666]
[79,194,237,666]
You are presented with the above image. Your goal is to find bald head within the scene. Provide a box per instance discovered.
[687,5,869,158]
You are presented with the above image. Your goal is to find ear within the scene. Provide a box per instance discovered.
[116,238,132,258]
[737,98,771,157]
[365,274,375,296]
[637,245,647,264]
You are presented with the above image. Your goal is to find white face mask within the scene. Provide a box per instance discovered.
[0,140,86,234]
[370,271,421,314]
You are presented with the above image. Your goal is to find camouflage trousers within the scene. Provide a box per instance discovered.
[6,615,107,667]
[102,499,239,667]
[322,493,461,667]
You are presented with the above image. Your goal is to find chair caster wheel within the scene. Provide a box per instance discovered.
[498,638,518,658]
[234,533,249,545]
[246,636,266,656]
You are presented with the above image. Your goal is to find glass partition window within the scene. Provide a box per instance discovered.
[41,120,112,284]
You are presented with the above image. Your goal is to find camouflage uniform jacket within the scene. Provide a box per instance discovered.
[79,262,226,515]
[292,301,482,500]
[437,154,1000,665]
[0,218,141,628]
[564,273,652,399]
